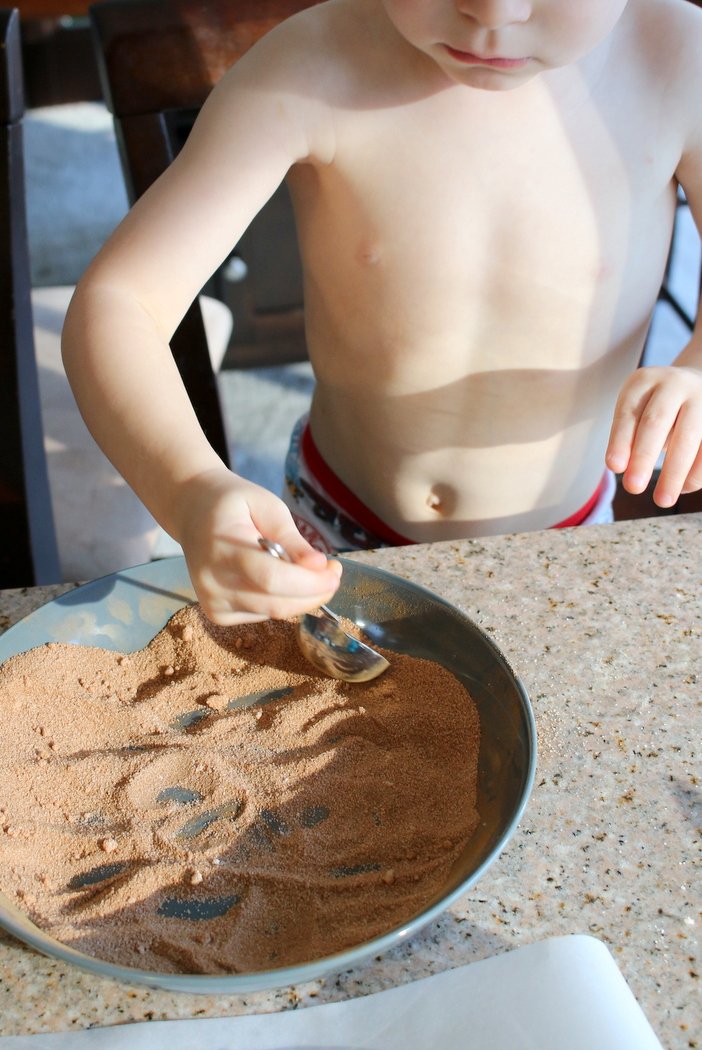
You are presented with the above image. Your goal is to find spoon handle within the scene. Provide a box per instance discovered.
[257,538,290,562]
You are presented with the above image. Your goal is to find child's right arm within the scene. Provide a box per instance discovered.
[61,15,342,624]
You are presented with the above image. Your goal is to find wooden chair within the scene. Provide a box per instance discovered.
[89,0,322,466]
[13,2,101,107]
[0,7,60,585]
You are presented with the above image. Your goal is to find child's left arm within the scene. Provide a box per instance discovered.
[606,38,702,510]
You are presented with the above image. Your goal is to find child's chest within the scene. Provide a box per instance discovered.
[303,85,679,329]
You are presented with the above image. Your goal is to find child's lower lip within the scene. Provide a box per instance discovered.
[444,45,529,69]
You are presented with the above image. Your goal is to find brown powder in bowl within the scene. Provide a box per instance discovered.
[0,605,480,975]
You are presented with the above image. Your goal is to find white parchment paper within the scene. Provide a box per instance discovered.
[1,935,663,1050]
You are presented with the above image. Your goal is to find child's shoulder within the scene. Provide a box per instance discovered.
[627,0,702,70]
[218,0,378,96]
[618,0,702,182]
[618,0,702,135]
[635,0,702,29]
[215,0,403,119]
[231,0,373,70]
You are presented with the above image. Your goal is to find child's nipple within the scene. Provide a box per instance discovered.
[356,240,383,267]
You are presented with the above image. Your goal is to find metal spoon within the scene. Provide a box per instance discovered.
[257,537,390,683]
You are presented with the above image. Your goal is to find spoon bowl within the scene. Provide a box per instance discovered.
[258,538,390,683]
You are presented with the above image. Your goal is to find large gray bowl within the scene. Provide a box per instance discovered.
[0,556,535,994]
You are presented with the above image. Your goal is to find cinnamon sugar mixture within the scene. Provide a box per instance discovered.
[0,605,480,974]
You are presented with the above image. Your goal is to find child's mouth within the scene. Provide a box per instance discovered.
[443,45,529,70]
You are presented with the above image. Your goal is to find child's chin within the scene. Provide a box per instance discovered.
[446,66,536,91]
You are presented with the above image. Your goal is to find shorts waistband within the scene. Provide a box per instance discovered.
[301,425,415,545]
[552,474,609,528]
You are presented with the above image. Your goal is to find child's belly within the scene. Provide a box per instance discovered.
[306,333,638,539]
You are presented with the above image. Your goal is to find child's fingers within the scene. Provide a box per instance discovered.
[261,557,341,606]
[606,383,651,475]
[608,366,702,500]
[605,419,636,474]
[205,585,341,625]
[681,445,702,494]
[605,444,630,476]
[203,608,269,627]
[620,388,681,494]
[248,503,330,572]
[200,554,342,625]
[653,404,702,506]
[234,540,340,600]
[269,525,333,572]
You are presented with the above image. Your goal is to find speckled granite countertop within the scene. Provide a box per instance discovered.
[0,515,699,1047]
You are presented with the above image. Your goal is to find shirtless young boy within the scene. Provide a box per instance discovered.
[62,0,702,625]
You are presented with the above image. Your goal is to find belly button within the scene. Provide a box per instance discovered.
[426,484,455,515]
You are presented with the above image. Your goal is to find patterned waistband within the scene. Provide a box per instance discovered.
[301,424,414,545]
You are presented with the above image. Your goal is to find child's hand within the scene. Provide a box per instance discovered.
[606,364,702,507]
[175,467,342,625]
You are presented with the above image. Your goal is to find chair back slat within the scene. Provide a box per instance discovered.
[91,0,321,116]
[114,109,182,204]
[0,7,22,121]
[0,7,60,586]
